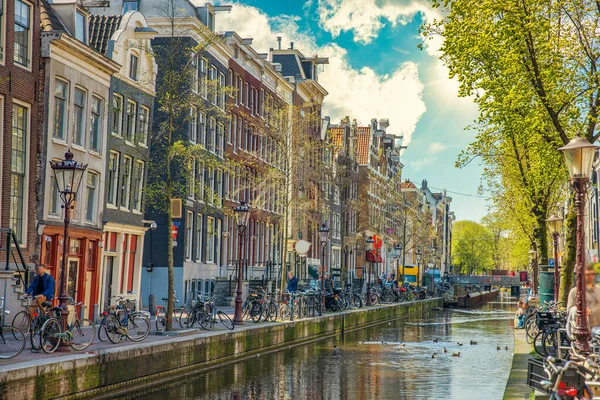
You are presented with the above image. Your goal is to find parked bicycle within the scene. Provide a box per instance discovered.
[155,291,184,332]
[182,292,233,330]
[0,297,25,359]
[98,292,150,344]
[39,295,95,354]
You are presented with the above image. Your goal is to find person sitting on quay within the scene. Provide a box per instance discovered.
[23,264,56,313]
[515,300,525,329]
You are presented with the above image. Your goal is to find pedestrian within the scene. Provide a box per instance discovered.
[567,264,600,329]
[324,274,333,291]
[515,300,525,329]
[287,271,298,293]
[23,264,56,313]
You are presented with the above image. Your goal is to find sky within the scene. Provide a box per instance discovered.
[212,0,488,222]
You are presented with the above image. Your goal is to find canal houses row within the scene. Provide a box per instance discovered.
[0,0,455,318]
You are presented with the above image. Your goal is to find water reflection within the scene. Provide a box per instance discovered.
[132,298,517,400]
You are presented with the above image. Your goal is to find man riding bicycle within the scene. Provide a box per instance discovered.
[23,265,56,313]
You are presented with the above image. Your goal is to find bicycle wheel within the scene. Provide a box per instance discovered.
[97,316,109,342]
[352,294,363,309]
[155,308,167,332]
[178,309,191,329]
[250,302,263,323]
[127,312,150,341]
[0,326,25,359]
[70,318,96,351]
[279,303,290,321]
[525,316,538,344]
[533,331,547,357]
[40,318,61,354]
[217,311,234,330]
[11,311,31,337]
[105,314,122,344]
[293,300,303,320]
[242,302,251,320]
[268,302,277,322]
[199,311,215,331]
[30,316,46,351]
[542,331,558,358]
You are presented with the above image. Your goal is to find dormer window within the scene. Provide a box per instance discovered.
[75,11,87,44]
[123,1,138,14]
[129,53,139,81]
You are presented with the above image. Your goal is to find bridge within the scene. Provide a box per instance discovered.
[449,275,523,287]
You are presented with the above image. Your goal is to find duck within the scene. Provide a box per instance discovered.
[457,342,463,346]
[433,338,439,343]
[452,352,461,357]
[432,353,437,359]
[470,340,477,345]
[400,342,405,347]
[443,347,448,353]
[496,346,501,351]
[381,341,387,345]
[505,346,509,351]
[358,341,364,345]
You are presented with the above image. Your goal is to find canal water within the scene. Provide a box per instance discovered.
[123,298,517,400]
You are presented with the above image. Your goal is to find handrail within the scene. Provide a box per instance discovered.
[0,228,29,288]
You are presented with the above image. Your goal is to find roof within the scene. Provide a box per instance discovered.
[329,127,343,153]
[40,0,67,32]
[89,14,123,55]
[400,181,417,189]
[356,127,371,165]
[272,54,303,80]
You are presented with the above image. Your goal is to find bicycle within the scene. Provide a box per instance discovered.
[98,293,150,344]
[16,294,64,350]
[181,292,215,330]
[0,297,25,359]
[155,291,183,332]
[541,357,595,399]
[39,296,95,353]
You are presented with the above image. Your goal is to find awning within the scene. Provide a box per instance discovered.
[366,250,382,263]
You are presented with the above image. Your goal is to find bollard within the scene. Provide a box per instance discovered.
[149,294,156,315]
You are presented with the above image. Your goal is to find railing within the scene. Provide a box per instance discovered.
[0,228,30,288]
[450,275,522,286]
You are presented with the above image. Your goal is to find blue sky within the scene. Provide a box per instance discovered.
[214,0,488,222]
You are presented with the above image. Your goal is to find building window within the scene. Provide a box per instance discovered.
[53,80,68,140]
[260,89,265,117]
[195,214,203,262]
[206,217,215,263]
[218,72,226,109]
[129,54,139,81]
[111,93,124,136]
[215,219,221,265]
[189,107,197,144]
[186,211,193,261]
[125,100,137,143]
[10,104,28,242]
[245,82,249,108]
[191,54,198,93]
[217,123,224,157]
[89,96,102,152]
[131,161,144,212]
[122,0,138,13]
[216,169,223,202]
[199,112,206,146]
[73,88,86,146]
[120,156,133,209]
[238,77,243,105]
[228,113,234,144]
[107,151,119,206]
[85,172,97,222]
[209,117,216,152]
[210,66,218,104]
[138,105,149,146]
[200,58,207,98]
[49,173,60,216]
[197,163,205,201]
[75,11,87,44]
[0,0,5,62]
[188,158,196,200]
[14,0,31,68]
[249,86,255,114]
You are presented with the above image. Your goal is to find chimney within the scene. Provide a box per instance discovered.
[422,179,428,190]
[290,42,294,49]
[277,36,282,50]
[379,118,389,131]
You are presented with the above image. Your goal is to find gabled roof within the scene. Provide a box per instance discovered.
[329,127,344,153]
[400,180,417,189]
[356,127,371,165]
[89,14,123,55]
[40,0,67,32]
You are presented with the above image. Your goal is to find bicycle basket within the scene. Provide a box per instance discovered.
[536,311,556,329]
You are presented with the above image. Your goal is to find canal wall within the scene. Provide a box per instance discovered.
[0,299,441,400]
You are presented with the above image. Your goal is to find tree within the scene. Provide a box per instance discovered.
[452,221,494,274]
[143,0,227,330]
[422,0,600,300]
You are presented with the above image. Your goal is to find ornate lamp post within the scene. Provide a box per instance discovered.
[365,237,375,306]
[394,244,402,281]
[50,150,87,330]
[546,215,564,302]
[318,224,330,314]
[528,248,538,296]
[233,201,250,324]
[558,136,600,355]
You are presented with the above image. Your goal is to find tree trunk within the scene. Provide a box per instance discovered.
[166,109,174,331]
[534,213,549,265]
[560,199,576,305]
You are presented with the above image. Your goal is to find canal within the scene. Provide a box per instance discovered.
[116,298,516,400]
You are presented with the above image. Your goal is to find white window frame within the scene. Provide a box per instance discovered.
[125,99,137,144]
[195,213,203,262]
[186,211,193,261]
[0,0,5,64]
[107,151,120,208]
[132,160,144,213]
[75,11,87,44]
[218,72,226,110]
[188,158,196,200]
[129,52,139,81]
[53,78,69,141]
[72,86,87,148]
[111,93,124,137]
[10,100,30,245]
[191,54,199,93]
[206,216,215,263]
[200,58,207,99]
[199,112,206,146]
[14,0,32,71]
[85,171,98,223]
[120,155,133,210]
[228,113,234,145]
[189,106,197,144]
[89,95,103,153]
[138,105,149,147]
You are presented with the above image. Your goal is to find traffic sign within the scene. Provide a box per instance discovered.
[171,225,178,240]
[549,258,555,266]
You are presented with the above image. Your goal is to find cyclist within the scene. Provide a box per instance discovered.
[23,264,56,313]
[287,271,298,293]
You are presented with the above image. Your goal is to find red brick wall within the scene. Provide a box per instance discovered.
[0,0,43,264]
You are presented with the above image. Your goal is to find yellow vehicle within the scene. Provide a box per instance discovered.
[397,265,421,286]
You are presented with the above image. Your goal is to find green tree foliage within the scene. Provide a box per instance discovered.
[452,220,494,274]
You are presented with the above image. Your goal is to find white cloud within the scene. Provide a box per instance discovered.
[216,3,427,144]
[428,142,447,154]
[405,157,436,171]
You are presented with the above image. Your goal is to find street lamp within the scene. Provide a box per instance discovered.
[394,244,402,282]
[318,224,330,314]
[232,201,250,324]
[528,248,538,297]
[365,237,375,306]
[546,215,563,302]
[559,136,600,355]
[50,150,87,330]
